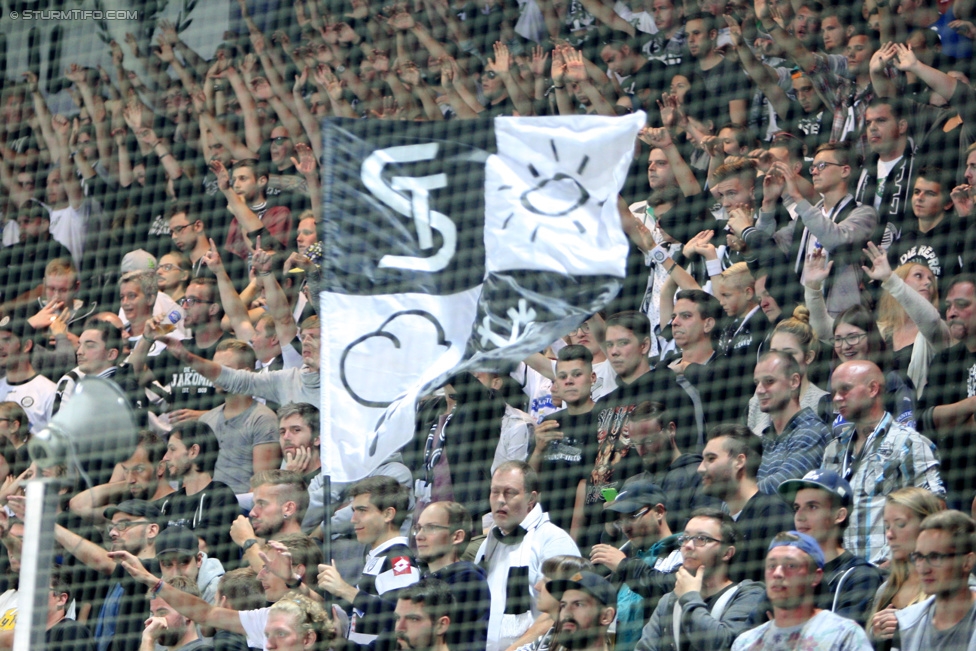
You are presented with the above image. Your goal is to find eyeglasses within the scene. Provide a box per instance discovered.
[831,332,868,347]
[170,224,191,236]
[158,264,180,272]
[677,533,723,547]
[809,161,844,174]
[412,524,453,536]
[485,71,497,80]
[909,551,960,567]
[106,520,150,535]
[627,506,652,520]
[573,322,591,335]
[179,297,212,307]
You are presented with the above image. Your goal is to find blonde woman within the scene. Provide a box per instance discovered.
[868,487,945,641]
[872,253,950,398]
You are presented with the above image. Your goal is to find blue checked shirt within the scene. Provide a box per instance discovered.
[823,412,944,563]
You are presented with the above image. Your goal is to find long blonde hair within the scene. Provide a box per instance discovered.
[870,487,945,616]
[876,263,939,339]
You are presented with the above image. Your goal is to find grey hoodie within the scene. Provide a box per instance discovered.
[635,579,767,651]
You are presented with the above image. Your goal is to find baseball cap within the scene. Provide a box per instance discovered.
[104,499,161,521]
[603,480,667,514]
[767,531,825,569]
[548,571,617,607]
[778,469,853,508]
[154,526,199,557]
[120,249,157,274]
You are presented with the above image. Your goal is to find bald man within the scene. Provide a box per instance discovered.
[822,361,944,563]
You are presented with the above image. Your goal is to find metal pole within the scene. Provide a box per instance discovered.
[14,478,61,651]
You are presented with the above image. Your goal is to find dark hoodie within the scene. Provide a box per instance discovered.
[817,549,884,628]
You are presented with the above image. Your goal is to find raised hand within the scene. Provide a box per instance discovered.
[529,44,549,77]
[65,64,88,85]
[388,11,416,30]
[209,159,231,191]
[397,60,421,86]
[804,248,833,287]
[159,18,180,46]
[156,35,176,63]
[724,14,744,47]
[890,42,918,71]
[640,126,674,149]
[290,142,317,176]
[550,46,567,86]
[861,241,893,282]
[563,48,586,83]
[201,238,225,272]
[487,41,511,76]
[294,68,309,95]
[122,99,144,132]
[51,114,71,142]
[109,40,125,66]
[22,70,39,93]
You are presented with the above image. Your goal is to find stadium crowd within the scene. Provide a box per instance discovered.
[3,0,976,649]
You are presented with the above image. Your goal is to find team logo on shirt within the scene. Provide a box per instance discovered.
[20,397,33,408]
[391,556,412,576]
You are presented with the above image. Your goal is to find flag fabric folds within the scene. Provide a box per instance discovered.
[320,113,645,483]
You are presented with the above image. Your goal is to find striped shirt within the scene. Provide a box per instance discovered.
[757,407,830,495]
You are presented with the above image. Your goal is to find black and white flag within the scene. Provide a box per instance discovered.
[320,114,645,482]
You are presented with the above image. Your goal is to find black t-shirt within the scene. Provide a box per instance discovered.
[47,616,95,651]
[892,215,965,298]
[729,491,794,584]
[536,409,597,531]
[917,342,976,506]
[148,333,233,412]
[159,480,242,568]
[692,57,751,126]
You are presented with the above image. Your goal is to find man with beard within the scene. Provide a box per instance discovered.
[636,508,766,651]
[211,158,292,263]
[231,470,308,571]
[731,532,873,651]
[68,430,176,523]
[394,579,457,651]
[698,424,793,583]
[547,571,617,651]
[622,402,718,532]
[46,499,162,651]
[141,576,210,651]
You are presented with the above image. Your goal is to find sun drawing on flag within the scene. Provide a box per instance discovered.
[498,139,604,242]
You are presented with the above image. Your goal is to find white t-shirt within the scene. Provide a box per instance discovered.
[0,374,56,433]
[238,607,270,650]
[47,202,89,269]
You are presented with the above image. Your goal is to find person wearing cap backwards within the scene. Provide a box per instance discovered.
[778,470,883,628]
[590,480,683,651]
[731,532,873,651]
[154,525,225,605]
[547,571,617,651]
[0,308,56,432]
[636,507,766,651]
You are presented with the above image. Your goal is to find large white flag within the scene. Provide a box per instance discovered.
[320,113,645,483]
